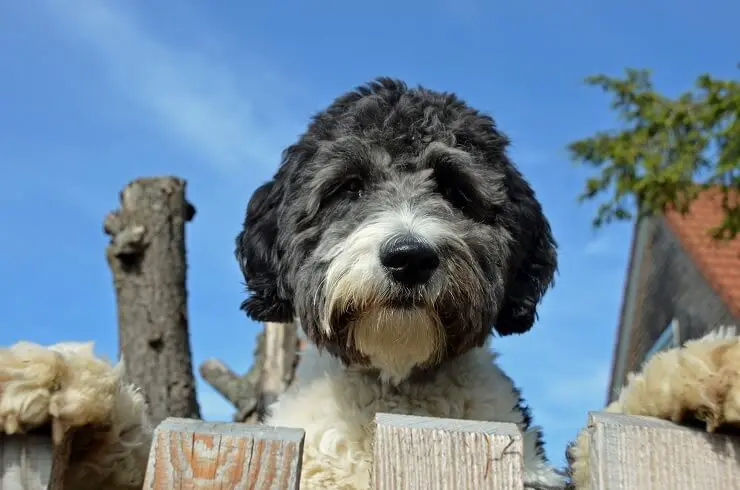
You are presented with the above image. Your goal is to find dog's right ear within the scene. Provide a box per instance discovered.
[235,179,294,323]
[493,168,558,336]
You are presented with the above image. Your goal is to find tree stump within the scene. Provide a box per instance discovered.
[200,322,300,423]
[104,177,200,425]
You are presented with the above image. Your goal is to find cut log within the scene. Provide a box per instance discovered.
[200,322,300,423]
[104,176,200,425]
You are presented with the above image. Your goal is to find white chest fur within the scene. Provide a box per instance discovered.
[264,341,566,489]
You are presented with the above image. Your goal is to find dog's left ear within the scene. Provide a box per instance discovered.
[235,178,294,323]
[494,178,557,336]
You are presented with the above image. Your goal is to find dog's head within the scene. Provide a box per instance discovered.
[236,78,557,383]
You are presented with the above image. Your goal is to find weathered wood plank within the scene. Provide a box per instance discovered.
[0,430,71,490]
[373,413,524,490]
[143,417,305,489]
[588,411,740,490]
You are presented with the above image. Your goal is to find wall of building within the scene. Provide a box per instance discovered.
[608,216,739,402]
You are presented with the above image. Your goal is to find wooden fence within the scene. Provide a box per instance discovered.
[2,411,740,489]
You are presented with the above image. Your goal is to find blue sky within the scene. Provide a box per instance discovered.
[0,0,737,468]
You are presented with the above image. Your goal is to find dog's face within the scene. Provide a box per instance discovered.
[236,78,557,383]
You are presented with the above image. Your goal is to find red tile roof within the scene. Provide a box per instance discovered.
[664,189,740,318]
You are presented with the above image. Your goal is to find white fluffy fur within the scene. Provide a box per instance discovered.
[0,341,152,490]
[265,328,566,489]
[348,307,446,384]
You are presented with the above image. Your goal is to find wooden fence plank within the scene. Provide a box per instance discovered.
[373,413,524,490]
[0,430,71,490]
[588,411,740,490]
[143,417,305,490]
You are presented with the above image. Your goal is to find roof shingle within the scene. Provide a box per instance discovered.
[664,189,740,318]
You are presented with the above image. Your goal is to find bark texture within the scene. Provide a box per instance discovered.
[104,177,200,425]
[200,322,301,423]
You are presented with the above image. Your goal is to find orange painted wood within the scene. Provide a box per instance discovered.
[143,418,304,489]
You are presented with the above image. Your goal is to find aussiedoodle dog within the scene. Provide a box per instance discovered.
[1,78,740,490]
[235,77,564,488]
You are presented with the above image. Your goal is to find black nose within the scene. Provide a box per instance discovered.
[379,236,440,286]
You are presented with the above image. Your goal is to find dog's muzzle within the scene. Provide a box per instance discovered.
[379,234,439,287]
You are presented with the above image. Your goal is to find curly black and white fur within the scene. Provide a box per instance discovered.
[235,77,566,488]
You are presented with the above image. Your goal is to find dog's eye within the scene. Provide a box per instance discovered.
[337,178,364,199]
[438,185,471,210]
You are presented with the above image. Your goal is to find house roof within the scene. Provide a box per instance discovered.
[606,188,740,404]
[605,216,646,404]
[663,189,740,318]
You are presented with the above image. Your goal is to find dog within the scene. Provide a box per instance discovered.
[234,77,564,488]
[2,78,740,490]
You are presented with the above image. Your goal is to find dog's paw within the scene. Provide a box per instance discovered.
[568,326,740,489]
[0,341,152,489]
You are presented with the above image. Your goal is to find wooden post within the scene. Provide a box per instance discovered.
[143,417,305,489]
[373,413,524,490]
[104,177,200,425]
[0,430,72,490]
[587,411,740,489]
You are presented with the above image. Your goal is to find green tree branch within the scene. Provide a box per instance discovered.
[569,66,740,239]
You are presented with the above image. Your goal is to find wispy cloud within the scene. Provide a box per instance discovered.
[41,0,298,176]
